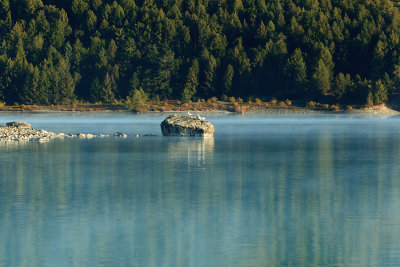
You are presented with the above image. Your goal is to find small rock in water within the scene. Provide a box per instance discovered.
[115,132,127,137]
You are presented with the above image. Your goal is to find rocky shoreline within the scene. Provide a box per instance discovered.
[0,121,126,142]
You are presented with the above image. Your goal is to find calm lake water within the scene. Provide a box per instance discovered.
[1,112,400,266]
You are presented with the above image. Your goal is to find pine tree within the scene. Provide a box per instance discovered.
[86,10,97,32]
[153,49,175,98]
[312,59,331,95]
[393,65,400,94]
[366,91,374,107]
[129,72,140,92]
[373,80,388,105]
[125,88,148,110]
[284,48,307,96]
[223,64,234,96]
[371,38,388,80]
[19,64,40,104]
[90,78,101,102]
[43,49,76,104]
[320,46,334,79]
[333,73,352,99]
[181,59,199,102]
[199,49,217,98]
[100,73,116,103]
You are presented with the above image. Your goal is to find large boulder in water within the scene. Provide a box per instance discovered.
[160,115,214,136]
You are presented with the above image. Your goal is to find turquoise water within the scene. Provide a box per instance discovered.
[1,112,400,266]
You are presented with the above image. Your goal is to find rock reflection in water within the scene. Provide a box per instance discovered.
[166,137,214,166]
[0,140,50,152]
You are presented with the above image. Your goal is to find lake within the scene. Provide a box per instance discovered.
[1,112,400,266]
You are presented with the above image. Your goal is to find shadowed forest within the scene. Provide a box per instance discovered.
[1,0,400,106]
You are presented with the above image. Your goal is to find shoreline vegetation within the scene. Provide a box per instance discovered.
[1,97,399,115]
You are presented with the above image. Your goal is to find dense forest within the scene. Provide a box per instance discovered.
[1,0,400,106]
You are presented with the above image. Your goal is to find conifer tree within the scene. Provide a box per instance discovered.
[333,73,352,99]
[373,80,388,105]
[284,48,307,96]
[101,72,116,103]
[312,59,331,95]
[199,49,217,98]
[223,64,234,96]
[182,59,199,102]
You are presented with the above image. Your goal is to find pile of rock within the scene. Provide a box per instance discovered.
[0,121,127,142]
[160,115,214,136]
[0,122,65,142]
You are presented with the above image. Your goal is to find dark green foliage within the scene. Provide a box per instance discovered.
[373,80,388,105]
[223,64,234,96]
[284,48,307,97]
[125,88,148,110]
[100,73,116,103]
[312,59,331,95]
[333,73,353,100]
[0,0,400,105]
[182,59,199,102]
[366,91,374,107]
[392,65,400,94]
[199,49,217,98]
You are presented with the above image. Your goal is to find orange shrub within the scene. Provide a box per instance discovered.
[306,101,318,108]
[207,96,218,103]
[330,104,340,111]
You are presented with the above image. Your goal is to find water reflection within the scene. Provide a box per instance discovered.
[0,118,400,266]
[166,137,214,166]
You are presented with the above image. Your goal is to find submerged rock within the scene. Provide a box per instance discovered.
[115,132,127,137]
[160,115,214,136]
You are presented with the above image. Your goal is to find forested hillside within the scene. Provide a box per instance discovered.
[1,0,400,105]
